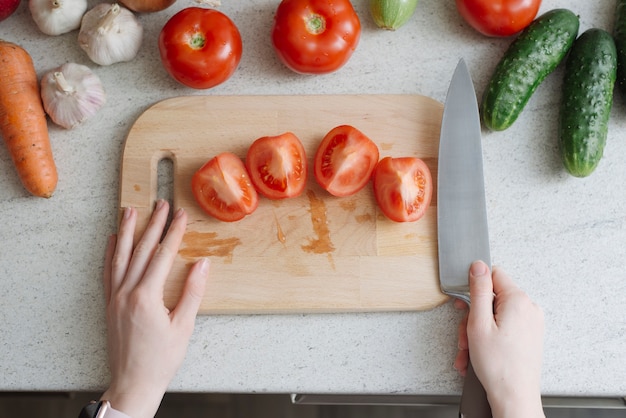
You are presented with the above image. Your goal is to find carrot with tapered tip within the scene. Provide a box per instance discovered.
[0,39,57,198]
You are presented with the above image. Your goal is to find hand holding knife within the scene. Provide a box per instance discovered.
[438,59,545,418]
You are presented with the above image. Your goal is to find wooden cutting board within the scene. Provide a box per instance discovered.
[119,94,447,314]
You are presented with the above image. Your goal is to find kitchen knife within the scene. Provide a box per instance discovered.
[437,58,492,417]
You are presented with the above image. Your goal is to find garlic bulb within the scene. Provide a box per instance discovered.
[29,0,88,35]
[40,63,106,129]
[78,3,143,66]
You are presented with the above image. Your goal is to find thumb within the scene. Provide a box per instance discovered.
[467,260,495,331]
[172,258,210,328]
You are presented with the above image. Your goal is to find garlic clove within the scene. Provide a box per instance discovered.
[78,3,143,66]
[29,0,88,36]
[41,62,106,129]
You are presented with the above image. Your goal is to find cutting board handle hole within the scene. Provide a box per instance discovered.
[157,157,174,238]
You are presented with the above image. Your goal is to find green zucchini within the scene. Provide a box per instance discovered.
[613,0,626,99]
[481,9,579,131]
[559,28,617,177]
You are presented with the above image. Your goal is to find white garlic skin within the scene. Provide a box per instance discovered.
[29,0,88,36]
[78,3,143,66]
[41,63,106,129]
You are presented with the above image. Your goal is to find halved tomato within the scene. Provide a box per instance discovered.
[313,125,380,197]
[245,132,307,199]
[372,156,432,222]
[191,152,259,222]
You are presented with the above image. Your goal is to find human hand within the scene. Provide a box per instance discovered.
[101,200,210,418]
[454,261,545,418]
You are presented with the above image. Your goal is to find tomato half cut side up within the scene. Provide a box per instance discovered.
[313,125,380,197]
[191,152,259,222]
[372,156,433,222]
[246,132,308,199]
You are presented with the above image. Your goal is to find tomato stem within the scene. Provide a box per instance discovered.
[306,13,326,35]
[189,32,206,49]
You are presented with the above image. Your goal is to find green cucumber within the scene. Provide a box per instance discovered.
[559,28,617,178]
[481,9,579,131]
[613,0,626,99]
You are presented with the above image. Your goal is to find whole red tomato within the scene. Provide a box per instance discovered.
[456,0,541,37]
[159,7,242,89]
[271,0,361,74]
[0,0,20,22]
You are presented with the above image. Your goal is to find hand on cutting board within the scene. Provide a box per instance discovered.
[101,200,210,418]
[454,261,545,418]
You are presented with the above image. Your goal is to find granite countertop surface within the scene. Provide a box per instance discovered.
[1,0,625,397]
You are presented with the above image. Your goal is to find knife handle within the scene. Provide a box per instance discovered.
[459,360,492,418]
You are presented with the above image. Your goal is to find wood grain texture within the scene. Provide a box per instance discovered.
[119,95,447,314]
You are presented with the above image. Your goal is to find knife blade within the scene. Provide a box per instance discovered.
[437,58,492,418]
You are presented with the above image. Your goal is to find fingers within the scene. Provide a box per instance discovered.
[172,258,211,330]
[454,348,469,377]
[103,234,117,304]
[121,200,170,291]
[457,311,469,350]
[491,266,518,297]
[109,207,138,292]
[140,207,188,296]
[467,260,495,332]
[454,298,468,311]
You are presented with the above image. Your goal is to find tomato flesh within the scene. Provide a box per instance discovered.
[159,7,242,89]
[372,157,433,222]
[191,152,259,222]
[314,125,379,197]
[246,132,308,199]
[456,0,541,37]
[271,0,361,74]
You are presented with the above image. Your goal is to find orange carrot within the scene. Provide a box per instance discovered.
[0,40,57,198]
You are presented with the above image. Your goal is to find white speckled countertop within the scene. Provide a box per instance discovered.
[1,0,625,398]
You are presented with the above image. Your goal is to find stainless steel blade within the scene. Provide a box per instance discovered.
[438,59,492,418]
[437,59,491,305]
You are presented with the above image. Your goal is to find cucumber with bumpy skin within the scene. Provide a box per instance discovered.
[559,28,617,178]
[481,9,579,131]
[613,0,626,99]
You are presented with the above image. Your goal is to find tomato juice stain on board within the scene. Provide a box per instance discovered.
[302,190,335,259]
[339,199,357,212]
[339,197,373,224]
[274,211,287,244]
[179,231,241,264]
[355,213,372,223]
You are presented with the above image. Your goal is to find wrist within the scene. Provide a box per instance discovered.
[488,391,545,418]
[101,384,165,418]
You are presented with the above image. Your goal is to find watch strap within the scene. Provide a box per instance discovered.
[79,400,132,418]
[79,401,99,418]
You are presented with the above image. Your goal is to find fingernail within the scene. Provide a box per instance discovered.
[123,206,132,219]
[156,199,166,210]
[199,257,210,274]
[175,207,185,218]
[470,260,488,277]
